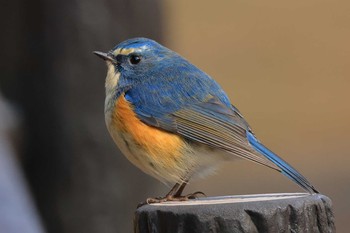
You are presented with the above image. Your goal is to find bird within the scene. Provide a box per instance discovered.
[93,37,318,205]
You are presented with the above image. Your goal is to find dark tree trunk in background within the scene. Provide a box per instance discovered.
[1,0,163,232]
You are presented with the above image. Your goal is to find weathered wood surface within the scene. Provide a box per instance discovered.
[135,193,335,233]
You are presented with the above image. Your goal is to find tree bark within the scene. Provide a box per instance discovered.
[135,193,335,233]
[1,0,163,232]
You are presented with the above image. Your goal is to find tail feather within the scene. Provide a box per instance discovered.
[247,131,318,194]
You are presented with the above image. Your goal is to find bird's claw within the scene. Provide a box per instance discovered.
[136,191,206,208]
[186,191,206,199]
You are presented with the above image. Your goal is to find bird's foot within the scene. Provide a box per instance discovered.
[181,191,206,200]
[137,191,206,208]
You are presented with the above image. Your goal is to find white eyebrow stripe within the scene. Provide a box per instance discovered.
[112,45,149,56]
[112,48,135,56]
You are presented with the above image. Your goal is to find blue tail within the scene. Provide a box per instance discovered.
[247,131,318,193]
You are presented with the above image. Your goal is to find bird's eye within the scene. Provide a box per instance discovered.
[129,54,141,65]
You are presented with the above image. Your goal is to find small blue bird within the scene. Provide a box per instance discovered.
[94,38,318,204]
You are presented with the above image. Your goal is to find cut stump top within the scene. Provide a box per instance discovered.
[134,193,335,233]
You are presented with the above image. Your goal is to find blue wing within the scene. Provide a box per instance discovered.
[123,58,318,193]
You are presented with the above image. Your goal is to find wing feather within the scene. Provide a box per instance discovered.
[172,107,280,170]
[130,92,281,171]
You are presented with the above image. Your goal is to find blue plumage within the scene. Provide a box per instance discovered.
[124,57,232,127]
[94,38,318,203]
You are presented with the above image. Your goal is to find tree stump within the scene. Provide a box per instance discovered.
[134,193,335,233]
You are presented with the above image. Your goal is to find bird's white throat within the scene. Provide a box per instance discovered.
[104,62,120,114]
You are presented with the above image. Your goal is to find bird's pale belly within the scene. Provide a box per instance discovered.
[105,95,227,183]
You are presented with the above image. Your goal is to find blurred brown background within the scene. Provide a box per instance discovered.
[0,0,348,232]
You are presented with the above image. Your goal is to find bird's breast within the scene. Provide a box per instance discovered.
[105,94,197,183]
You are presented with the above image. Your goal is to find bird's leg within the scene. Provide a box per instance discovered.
[163,181,205,201]
[145,183,180,204]
[137,181,206,207]
[174,181,206,200]
[174,181,187,197]
[165,182,181,197]
[137,183,181,208]
[144,182,189,204]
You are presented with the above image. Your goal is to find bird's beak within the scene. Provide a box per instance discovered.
[93,51,116,63]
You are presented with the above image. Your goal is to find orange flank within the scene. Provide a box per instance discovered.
[111,95,185,167]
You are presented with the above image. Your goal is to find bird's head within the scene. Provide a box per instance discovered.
[94,38,177,95]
